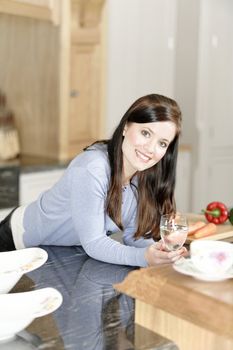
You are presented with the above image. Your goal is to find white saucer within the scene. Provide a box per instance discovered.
[173,258,233,281]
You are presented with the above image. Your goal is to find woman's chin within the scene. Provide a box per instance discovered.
[136,163,154,172]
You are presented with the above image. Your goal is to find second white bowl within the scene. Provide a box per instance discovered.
[0,287,63,341]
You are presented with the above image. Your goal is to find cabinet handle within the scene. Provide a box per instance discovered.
[70,90,80,97]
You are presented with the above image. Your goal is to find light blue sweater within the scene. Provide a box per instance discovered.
[23,144,154,267]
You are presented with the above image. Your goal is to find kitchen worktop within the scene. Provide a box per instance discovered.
[0,155,68,173]
[1,244,178,350]
[0,156,68,210]
[115,262,233,350]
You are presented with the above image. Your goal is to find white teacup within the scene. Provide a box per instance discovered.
[190,240,233,275]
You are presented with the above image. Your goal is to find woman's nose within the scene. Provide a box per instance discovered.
[144,140,156,154]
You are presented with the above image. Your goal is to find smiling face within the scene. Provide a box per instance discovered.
[122,121,177,183]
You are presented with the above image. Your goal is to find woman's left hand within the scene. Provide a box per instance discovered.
[160,240,189,257]
[158,241,189,261]
[145,241,188,266]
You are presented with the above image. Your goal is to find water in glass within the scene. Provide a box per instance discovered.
[160,214,188,251]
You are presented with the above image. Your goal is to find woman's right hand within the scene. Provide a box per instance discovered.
[145,241,187,266]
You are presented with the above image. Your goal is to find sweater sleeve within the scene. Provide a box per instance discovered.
[69,167,148,267]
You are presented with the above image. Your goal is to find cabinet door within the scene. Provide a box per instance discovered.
[0,0,59,24]
[68,45,102,157]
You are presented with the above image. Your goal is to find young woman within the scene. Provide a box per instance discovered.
[0,94,186,267]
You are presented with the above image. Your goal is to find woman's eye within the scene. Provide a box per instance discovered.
[141,130,150,138]
[160,141,168,148]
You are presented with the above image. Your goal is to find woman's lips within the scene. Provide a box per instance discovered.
[135,150,151,162]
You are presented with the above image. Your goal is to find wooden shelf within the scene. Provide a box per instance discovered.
[0,0,60,25]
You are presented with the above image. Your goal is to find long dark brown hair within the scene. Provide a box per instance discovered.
[88,94,182,240]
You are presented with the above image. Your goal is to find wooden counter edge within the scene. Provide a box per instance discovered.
[114,265,233,340]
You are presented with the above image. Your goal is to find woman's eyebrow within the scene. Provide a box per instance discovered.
[161,138,169,142]
[145,127,155,134]
[146,128,169,142]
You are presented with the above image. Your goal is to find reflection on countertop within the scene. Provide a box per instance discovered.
[1,246,178,350]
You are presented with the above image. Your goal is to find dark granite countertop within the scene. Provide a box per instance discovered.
[1,245,178,350]
[0,156,68,209]
[0,155,68,173]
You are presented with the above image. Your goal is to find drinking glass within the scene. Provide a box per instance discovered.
[160,213,188,251]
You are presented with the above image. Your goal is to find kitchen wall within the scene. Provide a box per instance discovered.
[105,0,177,136]
[104,0,192,212]
[1,0,232,213]
[104,0,233,212]
[105,0,200,139]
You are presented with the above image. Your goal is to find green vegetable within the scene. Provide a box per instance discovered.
[229,208,233,225]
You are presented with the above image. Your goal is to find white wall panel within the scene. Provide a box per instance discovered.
[193,0,233,211]
[106,0,177,135]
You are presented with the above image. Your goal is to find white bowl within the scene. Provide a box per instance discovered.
[0,287,63,341]
[190,240,233,275]
[0,248,48,294]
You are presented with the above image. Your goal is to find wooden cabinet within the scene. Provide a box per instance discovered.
[68,0,105,157]
[0,0,59,24]
[69,45,101,156]
[0,0,106,160]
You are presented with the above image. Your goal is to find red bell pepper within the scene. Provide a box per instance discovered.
[203,201,228,225]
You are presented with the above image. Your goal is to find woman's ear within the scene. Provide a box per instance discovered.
[123,124,128,136]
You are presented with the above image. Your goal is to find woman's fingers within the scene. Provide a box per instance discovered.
[156,242,185,259]
[145,243,186,266]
